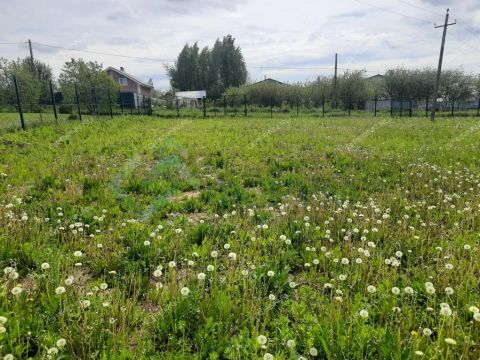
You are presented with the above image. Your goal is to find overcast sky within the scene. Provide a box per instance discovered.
[1,0,479,90]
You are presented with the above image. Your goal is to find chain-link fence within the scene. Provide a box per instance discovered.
[1,77,480,132]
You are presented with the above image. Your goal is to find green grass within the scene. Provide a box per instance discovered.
[0,115,479,359]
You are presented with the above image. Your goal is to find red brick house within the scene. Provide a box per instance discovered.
[106,66,153,96]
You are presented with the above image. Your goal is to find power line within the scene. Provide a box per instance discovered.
[0,42,27,45]
[394,0,443,17]
[251,65,378,73]
[352,0,433,25]
[31,42,175,63]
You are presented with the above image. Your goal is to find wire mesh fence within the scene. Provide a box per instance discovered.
[1,77,480,132]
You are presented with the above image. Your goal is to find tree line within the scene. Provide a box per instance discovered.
[225,68,480,108]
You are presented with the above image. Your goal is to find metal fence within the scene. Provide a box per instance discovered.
[1,77,480,132]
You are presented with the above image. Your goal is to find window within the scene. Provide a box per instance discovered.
[118,77,128,86]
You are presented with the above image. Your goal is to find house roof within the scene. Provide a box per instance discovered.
[366,74,384,81]
[105,67,153,88]
[250,78,287,86]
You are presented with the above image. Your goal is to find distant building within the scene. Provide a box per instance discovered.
[175,90,207,108]
[106,66,153,108]
[365,74,385,83]
[249,77,287,86]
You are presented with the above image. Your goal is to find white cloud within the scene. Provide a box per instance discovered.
[0,0,478,90]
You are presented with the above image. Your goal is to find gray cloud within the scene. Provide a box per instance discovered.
[0,0,478,90]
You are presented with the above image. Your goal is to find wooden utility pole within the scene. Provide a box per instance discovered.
[28,39,35,74]
[431,9,455,121]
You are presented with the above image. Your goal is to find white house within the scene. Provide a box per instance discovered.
[175,90,206,108]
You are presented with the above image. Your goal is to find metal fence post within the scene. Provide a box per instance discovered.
[49,80,58,122]
[224,95,227,116]
[400,99,403,117]
[390,99,393,117]
[451,99,454,117]
[136,94,140,115]
[233,95,237,116]
[13,75,25,130]
[244,94,247,116]
[203,96,207,118]
[119,91,124,115]
[425,98,429,117]
[374,95,377,117]
[142,94,146,115]
[108,89,113,118]
[74,83,82,120]
[348,100,351,116]
[409,100,413,117]
[176,98,179,117]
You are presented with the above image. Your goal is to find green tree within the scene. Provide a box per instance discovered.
[0,57,52,111]
[439,70,473,104]
[58,58,119,113]
[167,35,247,97]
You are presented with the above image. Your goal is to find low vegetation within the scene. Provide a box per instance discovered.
[0,115,479,359]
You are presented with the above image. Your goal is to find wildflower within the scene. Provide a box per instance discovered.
[11,286,23,295]
[440,307,452,317]
[210,250,218,258]
[0,316,6,324]
[180,287,190,296]
[404,286,414,295]
[0,326,5,334]
[47,348,59,355]
[100,283,108,290]
[338,274,347,281]
[55,286,66,295]
[207,265,214,272]
[153,269,162,278]
[143,240,151,246]
[289,281,296,288]
[267,271,275,277]
[174,228,183,234]
[263,353,274,360]
[80,300,91,308]
[168,261,176,268]
[309,347,318,356]
[268,294,276,301]
[391,287,400,295]
[359,309,369,318]
[444,287,454,295]
[197,272,206,281]
[4,354,14,360]
[41,263,50,270]
[65,276,74,286]
[414,351,424,356]
[257,335,268,345]
[422,328,432,336]
[286,339,295,348]
[341,258,349,265]
[473,313,480,322]
[73,251,83,257]
[228,252,237,261]
[444,338,457,345]
[469,306,479,314]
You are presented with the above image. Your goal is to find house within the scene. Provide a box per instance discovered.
[105,66,153,108]
[249,77,287,86]
[175,90,207,108]
[366,74,385,83]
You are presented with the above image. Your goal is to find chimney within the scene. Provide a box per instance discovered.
[120,67,125,72]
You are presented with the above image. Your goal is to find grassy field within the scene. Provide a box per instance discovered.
[0,115,479,359]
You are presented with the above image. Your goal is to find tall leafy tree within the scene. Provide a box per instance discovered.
[58,58,119,112]
[167,35,247,97]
